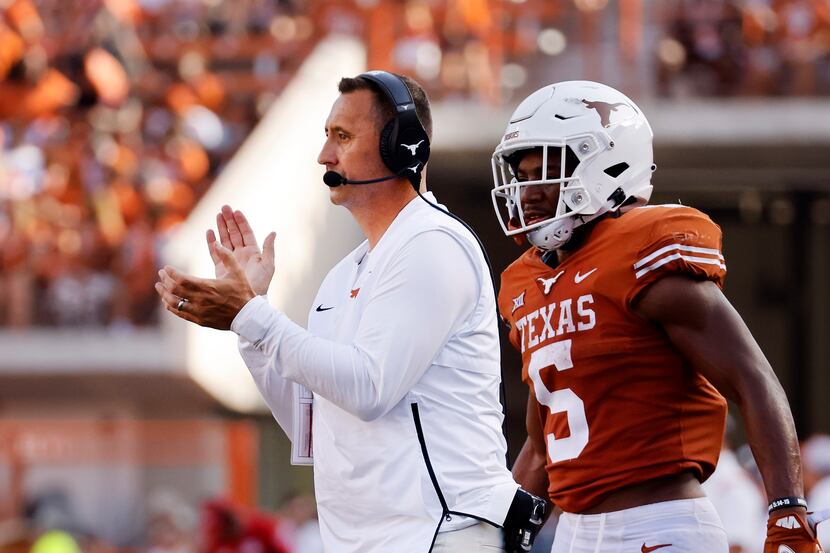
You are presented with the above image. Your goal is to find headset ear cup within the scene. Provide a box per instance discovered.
[379,118,399,174]
[396,116,430,164]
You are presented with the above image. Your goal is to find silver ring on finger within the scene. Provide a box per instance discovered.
[177,298,188,311]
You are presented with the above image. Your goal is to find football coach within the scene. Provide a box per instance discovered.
[156,71,546,552]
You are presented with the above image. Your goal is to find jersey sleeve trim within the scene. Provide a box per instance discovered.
[634,243,725,279]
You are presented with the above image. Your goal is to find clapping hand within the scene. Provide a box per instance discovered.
[209,205,276,295]
[155,206,276,330]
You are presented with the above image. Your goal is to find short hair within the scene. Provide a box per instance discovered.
[338,73,433,140]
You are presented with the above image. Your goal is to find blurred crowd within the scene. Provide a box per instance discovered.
[0,0,315,328]
[0,491,323,553]
[0,0,510,328]
[658,0,830,96]
[2,0,830,329]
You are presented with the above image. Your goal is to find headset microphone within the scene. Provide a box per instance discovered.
[322,170,409,187]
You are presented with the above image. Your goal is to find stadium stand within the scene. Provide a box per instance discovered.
[2,0,829,329]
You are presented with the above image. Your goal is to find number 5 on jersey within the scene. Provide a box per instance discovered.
[528,339,588,464]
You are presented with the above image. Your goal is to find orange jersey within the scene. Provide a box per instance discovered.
[498,205,728,513]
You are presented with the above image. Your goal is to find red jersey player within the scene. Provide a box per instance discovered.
[491,81,823,553]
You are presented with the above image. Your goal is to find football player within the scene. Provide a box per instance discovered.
[491,81,824,553]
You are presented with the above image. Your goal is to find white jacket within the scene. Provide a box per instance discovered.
[232,193,518,552]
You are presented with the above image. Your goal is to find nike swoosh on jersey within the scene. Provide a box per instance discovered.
[641,544,672,553]
[574,268,598,283]
[778,546,796,553]
[315,304,334,312]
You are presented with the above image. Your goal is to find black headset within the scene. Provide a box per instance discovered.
[360,70,431,189]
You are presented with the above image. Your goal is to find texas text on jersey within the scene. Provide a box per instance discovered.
[498,204,728,513]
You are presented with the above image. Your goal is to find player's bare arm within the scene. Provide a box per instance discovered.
[634,275,816,535]
[512,390,551,503]
[208,205,276,294]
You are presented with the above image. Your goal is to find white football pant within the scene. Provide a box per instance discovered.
[552,497,729,553]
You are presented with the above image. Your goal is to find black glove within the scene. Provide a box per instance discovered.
[503,488,547,553]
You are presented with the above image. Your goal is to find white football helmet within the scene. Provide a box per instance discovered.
[491,80,655,250]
